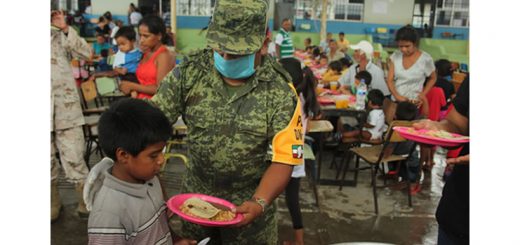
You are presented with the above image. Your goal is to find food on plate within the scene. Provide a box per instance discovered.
[180,197,236,221]
[406,128,469,140]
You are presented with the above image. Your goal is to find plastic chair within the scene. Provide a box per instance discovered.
[338,120,417,214]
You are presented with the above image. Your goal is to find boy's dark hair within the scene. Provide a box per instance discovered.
[339,57,352,68]
[115,26,137,42]
[367,89,384,106]
[339,31,345,36]
[328,60,342,73]
[435,59,453,77]
[312,46,321,57]
[395,25,420,45]
[319,53,328,60]
[355,70,372,86]
[98,98,172,160]
[395,101,417,121]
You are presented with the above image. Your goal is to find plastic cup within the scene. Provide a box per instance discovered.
[330,81,338,91]
[335,95,349,109]
[316,83,325,94]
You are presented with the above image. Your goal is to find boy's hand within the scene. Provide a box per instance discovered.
[173,238,197,245]
[51,10,68,32]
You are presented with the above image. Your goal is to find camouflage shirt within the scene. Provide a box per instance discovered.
[152,48,303,201]
[51,27,91,131]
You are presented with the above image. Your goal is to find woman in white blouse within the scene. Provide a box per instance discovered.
[386,25,437,180]
[386,25,436,122]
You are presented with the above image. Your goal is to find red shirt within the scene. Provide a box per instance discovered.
[136,45,168,99]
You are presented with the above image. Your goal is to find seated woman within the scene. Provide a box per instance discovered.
[119,15,175,99]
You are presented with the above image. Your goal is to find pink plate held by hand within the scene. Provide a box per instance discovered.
[167,193,243,227]
[393,126,469,147]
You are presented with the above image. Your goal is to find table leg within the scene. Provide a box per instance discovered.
[317,132,323,183]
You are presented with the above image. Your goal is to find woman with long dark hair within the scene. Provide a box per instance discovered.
[279,57,320,245]
[119,15,175,99]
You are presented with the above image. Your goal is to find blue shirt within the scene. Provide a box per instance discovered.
[113,48,142,73]
[93,42,111,55]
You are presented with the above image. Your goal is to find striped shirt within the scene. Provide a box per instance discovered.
[275,29,294,59]
[87,166,173,245]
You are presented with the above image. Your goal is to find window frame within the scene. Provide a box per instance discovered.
[434,0,469,28]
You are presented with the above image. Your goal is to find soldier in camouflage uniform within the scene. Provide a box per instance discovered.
[51,10,92,222]
[150,0,304,244]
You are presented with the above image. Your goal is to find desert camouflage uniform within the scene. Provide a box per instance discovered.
[51,27,91,182]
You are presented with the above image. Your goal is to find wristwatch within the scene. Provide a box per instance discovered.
[250,197,267,213]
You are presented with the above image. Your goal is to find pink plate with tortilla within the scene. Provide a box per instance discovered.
[167,193,243,227]
[393,126,469,147]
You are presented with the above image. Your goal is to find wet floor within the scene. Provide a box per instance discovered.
[52,145,446,244]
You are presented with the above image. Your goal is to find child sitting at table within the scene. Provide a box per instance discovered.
[384,101,422,194]
[321,60,343,85]
[84,98,196,245]
[96,49,112,72]
[339,57,352,76]
[339,70,372,96]
[91,33,112,60]
[88,26,143,98]
[341,89,386,142]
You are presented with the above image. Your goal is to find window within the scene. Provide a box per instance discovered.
[177,0,213,16]
[435,0,469,27]
[412,2,432,28]
[296,0,364,21]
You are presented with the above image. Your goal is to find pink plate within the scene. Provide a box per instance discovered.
[167,193,243,227]
[393,126,469,147]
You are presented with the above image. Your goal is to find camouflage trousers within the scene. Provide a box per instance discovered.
[178,172,278,245]
[51,126,89,183]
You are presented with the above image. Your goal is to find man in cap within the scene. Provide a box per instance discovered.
[150,0,303,244]
[338,40,389,97]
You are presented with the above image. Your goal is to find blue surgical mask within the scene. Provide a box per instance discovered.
[213,51,256,79]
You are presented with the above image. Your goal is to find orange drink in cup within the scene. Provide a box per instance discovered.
[316,83,325,94]
[330,81,338,91]
[335,95,349,109]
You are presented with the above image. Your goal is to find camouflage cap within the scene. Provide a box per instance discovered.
[206,0,269,55]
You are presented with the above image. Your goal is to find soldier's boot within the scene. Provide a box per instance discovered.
[75,181,89,218]
[51,179,62,223]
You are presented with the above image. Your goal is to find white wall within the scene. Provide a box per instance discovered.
[363,0,414,25]
[92,0,137,15]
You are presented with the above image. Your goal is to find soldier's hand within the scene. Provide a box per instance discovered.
[231,200,263,227]
[51,10,68,32]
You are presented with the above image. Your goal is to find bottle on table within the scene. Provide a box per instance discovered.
[355,79,367,110]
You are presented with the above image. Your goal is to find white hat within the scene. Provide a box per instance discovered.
[350,40,373,59]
